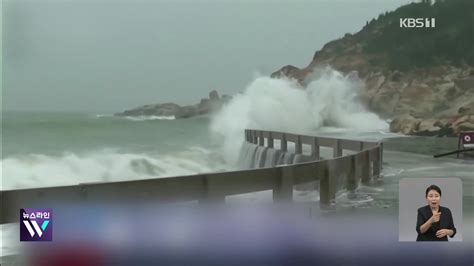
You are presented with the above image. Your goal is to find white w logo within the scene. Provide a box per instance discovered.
[23,220,49,237]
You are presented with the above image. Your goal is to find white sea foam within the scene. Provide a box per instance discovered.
[211,67,389,164]
[0,147,227,190]
[96,114,176,121]
[95,114,112,118]
[121,115,176,121]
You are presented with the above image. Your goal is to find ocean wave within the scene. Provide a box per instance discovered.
[210,67,389,164]
[1,148,228,190]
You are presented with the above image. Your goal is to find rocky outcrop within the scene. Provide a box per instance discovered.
[270,65,309,82]
[115,103,181,117]
[115,90,232,119]
[389,101,474,137]
[368,69,474,119]
[270,12,474,136]
[374,75,474,136]
[389,114,421,135]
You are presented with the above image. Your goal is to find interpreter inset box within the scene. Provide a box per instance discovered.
[399,178,462,242]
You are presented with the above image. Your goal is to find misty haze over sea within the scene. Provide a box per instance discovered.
[2,1,473,261]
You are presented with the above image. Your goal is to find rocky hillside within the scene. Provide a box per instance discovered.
[271,0,474,136]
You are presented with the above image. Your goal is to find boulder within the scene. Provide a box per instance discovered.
[415,119,442,136]
[454,77,474,91]
[389,114,421,135]
[452,115,474,134]
[390,71,402,82]
[389,114,474,137]
[209,90,220,101]
[456,122,474,132]
[270,65,306,82]
[370,87,400,116]
[458,102,474,115]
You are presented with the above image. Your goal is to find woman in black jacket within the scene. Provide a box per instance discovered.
[416,185,456,241]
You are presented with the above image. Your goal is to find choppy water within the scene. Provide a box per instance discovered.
[1,112,230,190]
[2,72,473,260]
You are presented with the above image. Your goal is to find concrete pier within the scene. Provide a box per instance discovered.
[1,129,383,224]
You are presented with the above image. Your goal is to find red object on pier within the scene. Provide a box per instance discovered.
[457,131,474,158]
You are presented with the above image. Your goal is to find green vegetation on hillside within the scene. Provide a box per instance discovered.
[362,0,474,70]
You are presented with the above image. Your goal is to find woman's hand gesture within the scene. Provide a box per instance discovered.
[430,212,441,224]
[436,229,452,238]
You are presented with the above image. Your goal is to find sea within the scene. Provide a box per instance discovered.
[1,69,473,262]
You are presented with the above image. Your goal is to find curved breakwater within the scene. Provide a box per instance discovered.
[238,142,312,169]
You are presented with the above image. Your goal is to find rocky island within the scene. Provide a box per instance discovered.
[114,90,232,119]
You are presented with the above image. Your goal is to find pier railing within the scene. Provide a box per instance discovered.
[0,129,383,224]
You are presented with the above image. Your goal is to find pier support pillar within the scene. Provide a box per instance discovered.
[268,132,274,148]
[373,146,381,179]
[361,151,371,185]
[200,176,225,204]
[252,130,258,144]
[273,168,293,203]
[281,134,287,152]
[333,139,342,158]
[258,131,264,146]
[319,161,336,209]
[295,136,302,154]
[311,137,320,160]
[347,156,357,191]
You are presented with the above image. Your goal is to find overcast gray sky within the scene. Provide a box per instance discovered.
[3,0,413,112]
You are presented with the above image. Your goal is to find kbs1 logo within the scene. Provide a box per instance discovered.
[20,208,53,241]
[400,18,435,28]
